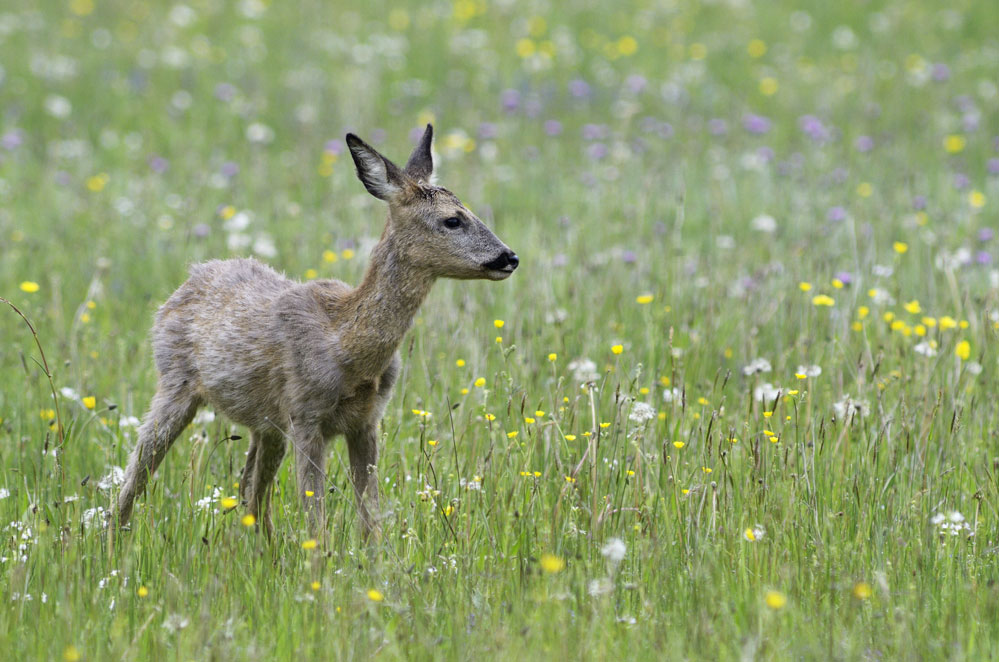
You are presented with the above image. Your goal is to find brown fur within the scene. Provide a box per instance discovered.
[116,125,517,537]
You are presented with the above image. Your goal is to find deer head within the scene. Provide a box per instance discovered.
[345,125,519,281]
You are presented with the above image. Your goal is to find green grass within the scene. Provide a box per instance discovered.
[2,0,998,659]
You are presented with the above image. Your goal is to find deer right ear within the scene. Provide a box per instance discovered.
[404,124,434,183]
[346,134,405,201]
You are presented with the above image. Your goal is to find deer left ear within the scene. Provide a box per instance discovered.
[404,124,434,183]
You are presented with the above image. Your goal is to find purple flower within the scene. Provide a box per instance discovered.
[220,161,239,178]
[568,78,591,99]
[932,63,951,82]
[742,114,772,135]
[625,74,647,94]
[478,122,497,140]
[953,173,970,190]
[963,113,980,132]
[830,167,849,184]
[544,120,563,137]
[757,146,775,162]
[1,129,24,150]
[854,135,874,152]
[827,206,847,222]
[148,155,169,173]
[977,228,994,242]
[656,122,674,139]
[192,223,210,238]
[524,97,543,118]
[987,158,999,175]
[324,139,343,154]
[621,250,637,264]
[582,124,608,140]
[501,89,520,112]
[976,250,992,265]
[798,115,830,142]
[586,143,607,160]
[834,270,853,285]
[214,83,236,102]
[913,195,927,210]
[708,118,727,136]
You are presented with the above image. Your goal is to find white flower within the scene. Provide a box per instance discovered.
[252,233,277,258]
[753,382,781,403]
[587,578,613,597]
[913,342,937,357]
[796,364,821,377]
[120,415,141,427]
[60,387,81,400]
[872,264,894,278]
[833,396,870,420]
[742,358,772,376]
[246,122,274,144]
[44,94,72,118]
[224,211,251,232]
[932,510,973,537]
[743,525,765,542]
[750,214,777,233]
[97,467,125,490]
[193,409,216,425]
[628,402,656,424]
[966,361,983,376]
[81,507,106,529]
[0,488,9,499]
[162,613,190,633]
[601,537,627,564]
[662,387,682,403]
[567,358,599,383]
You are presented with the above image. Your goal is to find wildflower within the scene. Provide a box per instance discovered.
[743,525,765,542]
[535,410,545,418]
[311,581,321,591]
[494,319,504,328]
[455,358,465,367]
[852,582,872,600]
[931,510,973,536]
[893,241,908,254]
[763,411,773,418]
[427,439,438,447]
[341,249,355,260]
[635,294,653,304]
[856,182,873,198]
[540,553,565,573]
[939,316,957,330]
[858,306,869,319]
[794,373,807,380]
[20,280,41,293]
[629,402,656,424]
[495,336,502,343]
[753,383,781,403]
[702,467,712,474]
[663,387,682,402]
[302,539,318,550]
[747,38,767,57]
[914,341,938,357]
[796,364,821,378]
[484,413,496,421]
[812,294,835,307]
[743,358,772,375]
[758,77,778,95]
[547,353,557,362]
[764,590,787,609]
[305,490,315,497]
[524,417,535,424]
[611,344,624,355]
[969,190,986,209]
[568,358,599,382]
[63,646,82,662]
[366,589,384,602]
[506,431,518,438]
[241,514,256,526]
[565,434,576,441]
[220,497,238,510]
[137,586,149,598]
[601,538,627,564]
[82,396,96,410]
[903,300,922,314]
[750,214,777,232]
[599,422,611,429]
[943,134,966,153]
[474,377,486,388]
[955,340,971,360]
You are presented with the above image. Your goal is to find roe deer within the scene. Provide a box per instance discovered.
[116,124,518,537]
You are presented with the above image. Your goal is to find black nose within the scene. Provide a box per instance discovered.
[506,252,519,269]
[484,250,519,271]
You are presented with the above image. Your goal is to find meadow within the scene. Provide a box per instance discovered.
[1,0,998,659]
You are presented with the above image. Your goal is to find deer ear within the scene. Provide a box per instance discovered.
[346,133,405,201]
[404,124,434,183]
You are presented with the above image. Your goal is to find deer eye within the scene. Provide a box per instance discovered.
[442,217,462,229]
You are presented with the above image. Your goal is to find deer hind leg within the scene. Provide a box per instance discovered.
[346,425,380,541]
[117,381,200,527]
[293,425,328,534]
[245,430,285,537]
[239,433,259,505]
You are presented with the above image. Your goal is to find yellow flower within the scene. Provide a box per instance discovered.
[305,490,315,497]
[63,646,82,662]
[86,173,108,192]
[484,413,496,421]
[673,441,685,449]
[762,411,772,418]
[137,586,149,598]
[547,353,557,362]
[702,466,712,474]
[494,319,505,328]
[219,205,236,219]
[367,588,384,602]
[302,539,318,550]
[506,431,518,438]
[955,340,971,361]
[764,590,787,609]
[743,527,757,542]
[921,316,936,328]
[534,410,545,417]
[858,306,869,319]
[540,553,565,573]
[221,497,238,510]
[852,582,872,600]
[524,417,535,424]
[565,434,576,441]
[794,373,807,380]
[82,396,96,410]
[893,241,908,254]
[636,294,653,304]
[311,581,321,591]
[758,77,778,96]
[747,38,767,58]
[599,422,611,429]
[799,281,812,292]
[19,281,40,293]
[903,300,921,314]
[969,190,986,209]
[427,439,438,446]
[697,397,709,406]
[611,344,624,355]
[474,377,486,388]
[241,513,256,526]
[304,268,318,280]
[322,249,337,263]
[515,38,536,58]
[832,278,844,289]
[812,294,835,307]
[939,316,957,330]
[456,359,465,367]
[856,182,873,198]
[495,336,503,344]
[943,134,966,153]
[617,35,638,56]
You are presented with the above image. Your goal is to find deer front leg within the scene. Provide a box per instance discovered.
[245,430,285,537]
[346,425,380,541]
[292,424,328,533]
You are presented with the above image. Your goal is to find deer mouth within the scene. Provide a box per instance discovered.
[482,251,519,279]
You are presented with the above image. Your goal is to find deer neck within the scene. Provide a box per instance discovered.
[338,234,434,375]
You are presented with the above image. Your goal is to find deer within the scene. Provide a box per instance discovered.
[115,124,518,538]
